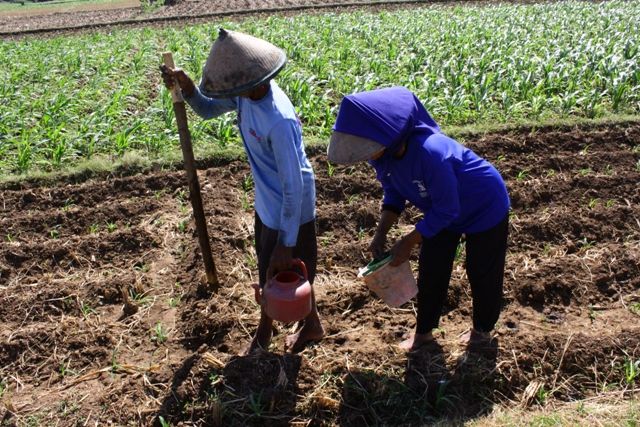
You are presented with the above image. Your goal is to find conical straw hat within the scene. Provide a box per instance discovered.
[201,28,287,98]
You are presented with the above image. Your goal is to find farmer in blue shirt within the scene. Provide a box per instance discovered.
[161,29,324,354]
[328,87,510,351]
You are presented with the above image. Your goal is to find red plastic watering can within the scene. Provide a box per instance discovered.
[252,259,312,323]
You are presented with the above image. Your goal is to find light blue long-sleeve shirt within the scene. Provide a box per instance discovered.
[184,80,316,247]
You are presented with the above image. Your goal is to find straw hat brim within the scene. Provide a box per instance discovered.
[205,56,286,98]
[201,29,288,98]
[327,131,385,165]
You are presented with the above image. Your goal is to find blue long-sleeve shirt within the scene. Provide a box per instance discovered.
[185,81,316,247]
[332,87,508,238]
[372,133,509,237]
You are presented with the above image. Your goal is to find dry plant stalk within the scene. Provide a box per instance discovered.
[120,286,138,317]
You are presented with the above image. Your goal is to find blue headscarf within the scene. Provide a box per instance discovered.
[332,86,441,158]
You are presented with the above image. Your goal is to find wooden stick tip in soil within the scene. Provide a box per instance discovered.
[161,51,220,291]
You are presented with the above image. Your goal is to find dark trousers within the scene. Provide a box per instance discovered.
[254,212,317,287]
[416,214,509,334]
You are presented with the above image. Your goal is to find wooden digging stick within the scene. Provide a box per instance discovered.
[163,52,219,289]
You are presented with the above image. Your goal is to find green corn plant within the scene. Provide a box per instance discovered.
[1,1,639,174]
[624,358,640,384]
[151,322,168,344]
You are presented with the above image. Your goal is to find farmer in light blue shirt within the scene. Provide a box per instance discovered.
[161,29,323,354]
[328,87,510,351]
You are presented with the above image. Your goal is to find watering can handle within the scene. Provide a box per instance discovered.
[292,258,308,280]
[252,283,262,304]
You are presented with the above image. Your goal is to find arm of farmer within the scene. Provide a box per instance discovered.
[159,65,236,118]
[370,183,406,260]
[414,138,461,239]
[266,120,305,279]
[370,210,397,259]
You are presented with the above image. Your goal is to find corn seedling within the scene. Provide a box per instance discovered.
[241,174,253,192]
[58,399,80,417]
[62,198,75,211]
[88,224,99,234]
[158,416,171,427]
[5,234,13,242]
[25,415,42,427]
[579,144,592,156]
[579,168,592,176]
[516,170,529,181]
[177,219,189,233]
[129,287,151,306]
[106,222,117,233]
[588,305,597,323]
[357,226,366,241]
[168,295,181,308]
[59,360,75,378]
[175,189,187,202]
[434,380,454,412]
[579,237,595,251]
[151,322,168,344]
[630,302,640,316]
[536,384,549,405]
[320,233,335,247]
[50,226,60,239]
[79,300,95,318]
[455,241,465,262]
[0,379,6,398]
[240,175,254,211]
[245,253,257,270]
[133,261,150,273]
[247,391,265,417]
[2,1,639,174]
[624,358,640,384]
[588,198,599,209]
[327,161,335,177]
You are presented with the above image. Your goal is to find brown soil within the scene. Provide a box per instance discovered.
[1,122,638,425]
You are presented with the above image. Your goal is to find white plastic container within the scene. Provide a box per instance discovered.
[357,254,418,307]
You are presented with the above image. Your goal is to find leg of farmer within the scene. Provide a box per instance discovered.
[242,213,278,355]
[286,219,324,352]
[400,229,461,350]
[462,214,509,345]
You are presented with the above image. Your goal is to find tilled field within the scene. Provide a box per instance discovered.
[0,0,434,36]
[0,123,638,425]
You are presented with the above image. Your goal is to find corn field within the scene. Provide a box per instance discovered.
[0,0,638,174]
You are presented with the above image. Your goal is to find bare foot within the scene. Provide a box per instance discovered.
[240,320,273,356]
[285,322,324,353]
[398,331,434,351]
[459,328,492,346]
